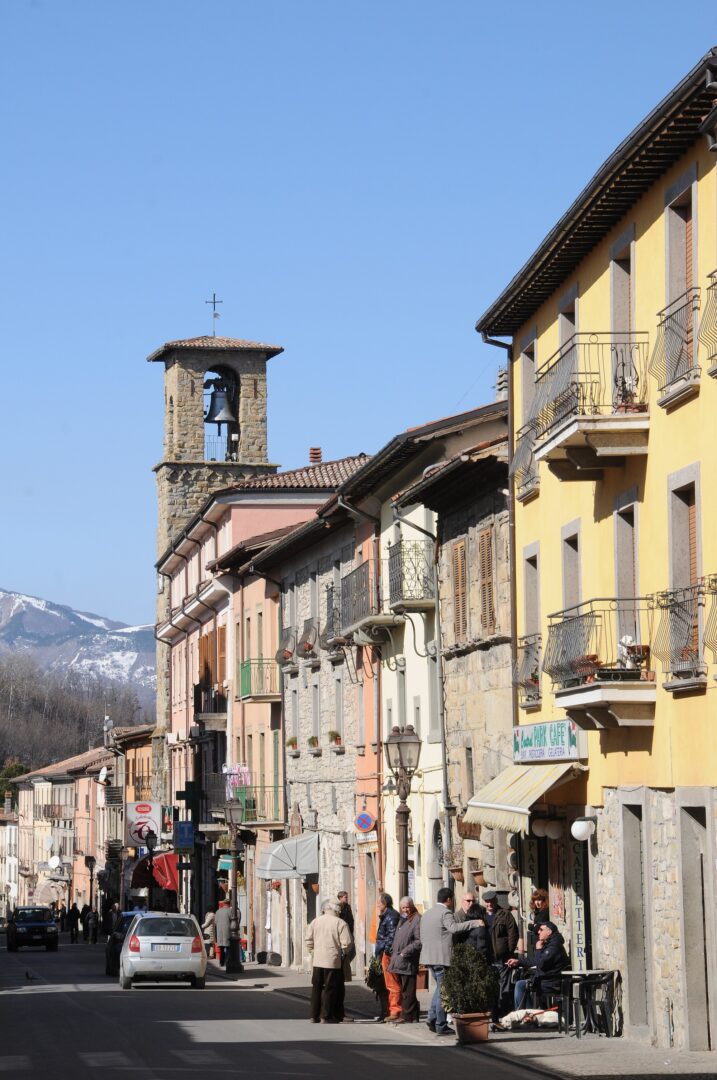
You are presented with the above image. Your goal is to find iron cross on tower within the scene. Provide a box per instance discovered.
[205,292,223,337]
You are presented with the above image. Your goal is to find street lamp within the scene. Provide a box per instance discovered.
[84,855,97,911]
[384,725,422,899]
[224,801,244,974]
[145,830,157,911]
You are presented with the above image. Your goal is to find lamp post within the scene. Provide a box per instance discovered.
[224,802,244,974]
[84,855,96,911]
[384,725,422,900]
[145,830,157,910]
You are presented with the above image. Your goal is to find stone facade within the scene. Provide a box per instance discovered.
[437,485,512,889]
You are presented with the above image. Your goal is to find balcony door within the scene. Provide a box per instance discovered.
[615,503,638,643]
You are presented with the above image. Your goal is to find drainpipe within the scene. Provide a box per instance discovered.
[480,333,518,733]
[391,506,453,883]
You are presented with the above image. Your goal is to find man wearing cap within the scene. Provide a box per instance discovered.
[481,890,519,1016]
[507,919,570,1009]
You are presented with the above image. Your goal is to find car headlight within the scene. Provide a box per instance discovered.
[47,926,58,933]
[16,927,27,934]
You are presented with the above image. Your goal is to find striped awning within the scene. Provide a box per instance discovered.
[463,761,584,835]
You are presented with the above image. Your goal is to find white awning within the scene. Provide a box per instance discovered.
[256,832,319,880]
[463,761,585,835]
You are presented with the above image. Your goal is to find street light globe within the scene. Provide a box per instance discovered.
[545,820,564,840]
[531,818,548,838]
[384,724,422,777]
[571,817,597,842]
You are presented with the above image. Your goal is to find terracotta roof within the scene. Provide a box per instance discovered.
[227,455,370,491]
[110,723,156,743]
[394,438,508,511]
[147,335,284,362]
[11,747,112,784]
[209,523,308,572]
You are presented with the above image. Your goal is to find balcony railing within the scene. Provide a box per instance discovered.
[513,634,542,705]
[340,559,381,632]
[205,775,282,823]
[530,332,650,441]
[129,783,153,802]
[388,540,435,608]
[104,786,123,807]
[320,585,344,649]
[648,288,701,397]
[297,617,319,659]
[194,684,227,715]
[509,424,539,499]
[543,598,655,688]
[239,659,280,698]
[698,271,717,370]
[652,583,705,680]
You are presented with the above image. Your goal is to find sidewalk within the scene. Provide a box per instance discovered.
[209,960,717,1078]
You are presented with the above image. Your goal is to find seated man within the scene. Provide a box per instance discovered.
[506,920,570,1009]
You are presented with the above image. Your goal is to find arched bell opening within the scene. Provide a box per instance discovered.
[203,366,240,461]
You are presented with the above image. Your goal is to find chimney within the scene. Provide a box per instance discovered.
[309,447,322,464]
[496,367,508,401]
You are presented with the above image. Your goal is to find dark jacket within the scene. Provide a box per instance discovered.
[517,930,571,994]
[487,906,519,962]
[338,901,355,936]
[458,902,493,960]
[388,913,422,976]
[375,905,400,958]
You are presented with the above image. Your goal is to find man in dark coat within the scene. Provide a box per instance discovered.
[374,893,401,1021]
[507,920,571,1008]
[456,890,492,959]
[67,903,80,944]
[80,903,90,942]
[481,890,519,1016]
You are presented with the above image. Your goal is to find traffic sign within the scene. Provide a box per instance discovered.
[355,812,375,833]
[173,821,195,851]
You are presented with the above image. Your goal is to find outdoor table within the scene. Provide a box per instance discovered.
[560,970,617,1038]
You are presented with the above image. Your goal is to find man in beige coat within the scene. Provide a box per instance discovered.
[306,900,354,1023]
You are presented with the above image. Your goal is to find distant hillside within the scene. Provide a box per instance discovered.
[0,589,155,706]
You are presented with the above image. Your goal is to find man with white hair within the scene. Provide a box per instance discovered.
[306,899,354,1023]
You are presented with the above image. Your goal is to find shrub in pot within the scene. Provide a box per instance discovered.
[440,942,500,1043]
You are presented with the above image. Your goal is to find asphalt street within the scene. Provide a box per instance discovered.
[0,936,546,1080]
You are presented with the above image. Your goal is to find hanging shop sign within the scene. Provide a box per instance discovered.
[513,720,587,763]
[569,839,588,972]
[126,801,162,848]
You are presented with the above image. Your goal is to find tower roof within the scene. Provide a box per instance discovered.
[147,335,284,362]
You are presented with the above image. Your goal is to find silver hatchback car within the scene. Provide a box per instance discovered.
[118,912,207,989]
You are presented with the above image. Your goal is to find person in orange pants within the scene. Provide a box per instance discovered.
[375,893,401,1020]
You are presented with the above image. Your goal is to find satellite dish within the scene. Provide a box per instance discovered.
[98,766,108,784]
[48,855,60,870]
[44,837,54,852]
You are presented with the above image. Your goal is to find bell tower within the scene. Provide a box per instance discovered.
[148,335,283,767]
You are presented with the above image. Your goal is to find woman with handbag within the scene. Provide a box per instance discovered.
[387,897,422,1023]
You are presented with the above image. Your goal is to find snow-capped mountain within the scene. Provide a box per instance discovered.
[0,589,155,703]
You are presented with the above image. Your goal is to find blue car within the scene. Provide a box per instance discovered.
[7,907,59,951]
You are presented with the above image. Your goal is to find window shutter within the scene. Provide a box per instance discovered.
[199,635,207,686]
[452,540,467,641]
[479,527,495,634]
[688,496,697,587]
[217,626,226,684]
[685,206,694,362]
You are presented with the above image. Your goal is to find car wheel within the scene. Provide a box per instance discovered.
[192,976,206,990]
[119,969,133,991]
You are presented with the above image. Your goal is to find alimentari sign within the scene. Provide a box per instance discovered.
[513,720,585,763]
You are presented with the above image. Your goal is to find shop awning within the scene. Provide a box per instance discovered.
[463,762,584,835]
[256,832,319,880]
[130,852,179,892]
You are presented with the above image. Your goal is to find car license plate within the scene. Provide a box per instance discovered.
[152,944,181,952]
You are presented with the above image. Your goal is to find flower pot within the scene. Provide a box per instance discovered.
[416,965,429,991]
[453,1011,491,1044]
[472,871,486,887]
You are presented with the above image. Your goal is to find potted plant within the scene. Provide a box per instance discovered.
[285,736,298,749]
[440,942,500,1044]
[307,735,319,748]
[327,730,343,749]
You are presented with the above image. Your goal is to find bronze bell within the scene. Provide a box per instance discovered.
[204,387,236,428]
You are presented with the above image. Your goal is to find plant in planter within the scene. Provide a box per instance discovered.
[307,735,319,748]
[327,730,342,746]
[440,942,500,1044]
[285,736,298,749]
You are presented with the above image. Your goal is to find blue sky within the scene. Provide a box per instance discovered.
[1,2,715,624]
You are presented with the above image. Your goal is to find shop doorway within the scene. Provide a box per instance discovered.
[622,805,649,1029]
[680,807,712,1050]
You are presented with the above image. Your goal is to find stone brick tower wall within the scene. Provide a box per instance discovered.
[148,337,283,795]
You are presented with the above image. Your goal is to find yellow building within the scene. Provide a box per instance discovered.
[474,48,717,1051]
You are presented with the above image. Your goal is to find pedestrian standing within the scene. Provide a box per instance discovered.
[58,902,67,933]
[87,908,99,945]
[202,909,216,958]
[480,890,519,1016]
[374,893,401,1021]
[420,887,482,1036]
[214,901,231,966]
[306,900,353,1024]
[80,902,90,942]
[68,903,80,944]
[387,898,422,1023]
[337,890,356,983]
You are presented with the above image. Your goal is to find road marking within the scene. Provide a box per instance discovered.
[266,1050,330,1065]
[172,1049,232,1065]
[353,1050,429,1066]
[0,1057,31,1071]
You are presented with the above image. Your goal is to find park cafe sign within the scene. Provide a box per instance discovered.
[513,719,587,763]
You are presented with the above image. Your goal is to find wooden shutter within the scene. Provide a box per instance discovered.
[452,540,467,641]
[687,488,698,654]
[217,626,226,684]
[199,634,207,686]
[479,527,495,634]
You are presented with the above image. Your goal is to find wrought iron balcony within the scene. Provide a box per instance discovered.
[509,424,539,501]
[544,598,656,726]
[239,659,280,699]
[104,785,123,807]
[698,271,717,374]
[204,775,283,825]
[339,557,403,640]
[388,540,435,610]
[320,585,345,649]
[296,617,319,660]
[513,634,542,706]
[193,684,227,716]
[128,783,152,802]
[649,288,701,406]
[527,333,650,474]
[105,839,123,860]
[652,582,706,685]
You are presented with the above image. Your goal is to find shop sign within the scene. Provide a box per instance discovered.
[513,720,585,763]
[126,801,161,848]
[569,840,588,972]
[356,830,378,845]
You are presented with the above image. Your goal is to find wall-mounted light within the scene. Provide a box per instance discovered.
[571,816,597,842]
[545,819,564,841]
[531,818,547,838]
